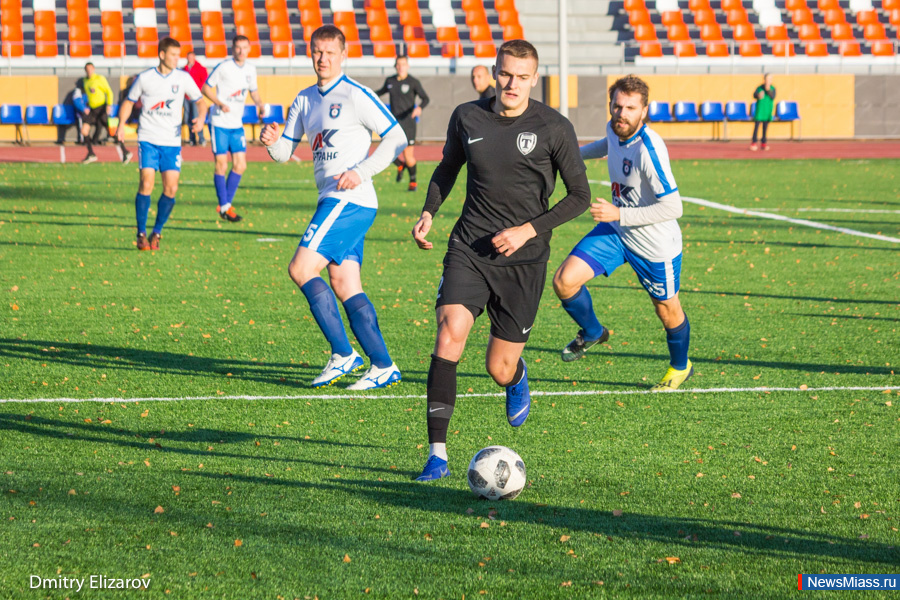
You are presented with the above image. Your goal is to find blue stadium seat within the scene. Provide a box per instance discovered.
[648,101,672,122]
[261,104,285,125]
[700,101,724,122]
[1,104,26,144]
[25,105,50,125]
[242,105,260,124]
[725,101,751,121]
[674,102,700,122]
[109,104,120,118]
[52,104,77,125]
[750,101,756,117]
[776,101,800,121]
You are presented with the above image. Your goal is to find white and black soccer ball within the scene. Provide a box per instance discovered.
[467,446,526,500]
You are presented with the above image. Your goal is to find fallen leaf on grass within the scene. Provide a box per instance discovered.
[234,539,243,547]
[480,522,490,529]
[153,506,164,514]
[665,557,681,564]
[560,581,572,587]
[612,510,623,517]
[343,554,351,563]
[559,535,570,542]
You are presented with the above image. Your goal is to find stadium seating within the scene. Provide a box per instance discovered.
[200,0,227,59]
[233,0,262,57]
[700,100,725,138]
[52,104,77,126]
[25,105,50,127]
[34,0,58,57]
[648,101,673,122]
[776,100,801,138]
[68,0,93,57]
[101,0,125,58]
[1,0,25,57]
[266,0,295,58]
[725,101,751,121]
[1,104,26,144]
[674,101,700,121]
[261,104,285,124]
[166,0,194,55]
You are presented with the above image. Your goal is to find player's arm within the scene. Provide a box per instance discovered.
[614,145,682,227]
[580,138,609,160]
[413,108,466,250]
[262,96,303,162]
[201,83,229,113]
[250,90,264,117]
[374,79,389,96]
[412,79,429,119]
[99,76,115,113]
[115,99,134,142]
[347,125,408,183]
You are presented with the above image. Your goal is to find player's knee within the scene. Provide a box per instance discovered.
[552,264,579,299]
[486,356,516,386]
[164,183,178,197]
[232,159,247,174]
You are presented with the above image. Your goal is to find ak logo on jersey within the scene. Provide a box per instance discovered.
[148,99,176,112]
[611,181,639,207]
[228,89,247,98]
[311,129,339,161]
[329,103,342,119]
[623,158,633,175]
[517,132,537,156]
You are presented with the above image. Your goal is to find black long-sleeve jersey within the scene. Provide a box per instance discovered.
[423,97,591,266]
[375,75,430,121]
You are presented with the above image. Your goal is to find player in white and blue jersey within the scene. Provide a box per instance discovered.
[261,25,409,390]
[201,35,263,222]
[117,37,206,251]
[552,75,693,391]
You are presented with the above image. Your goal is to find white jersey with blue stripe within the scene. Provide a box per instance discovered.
[593,122,683,262]
[206,58,258,129]
[281,74,398,209]
[127,68,202,147]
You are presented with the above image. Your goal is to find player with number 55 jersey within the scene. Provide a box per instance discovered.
[261,25,408,391]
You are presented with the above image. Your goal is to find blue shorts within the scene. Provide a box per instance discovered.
[300,197,377,265]
[138,142,182,172]
[210,125,247,156]
[571,222,682,300]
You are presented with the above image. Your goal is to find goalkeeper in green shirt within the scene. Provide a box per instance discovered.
[750,74,776,152]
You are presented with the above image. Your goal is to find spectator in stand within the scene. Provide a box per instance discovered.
[751,74,776,151]
[470,65,495,100]
[183,52,208,146]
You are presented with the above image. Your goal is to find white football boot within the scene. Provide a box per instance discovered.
[347,362,402,390]
[311,350,364,388]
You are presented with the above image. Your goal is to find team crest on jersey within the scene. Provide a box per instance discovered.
[401,83,410,94]
[623,158,632,175]
[517,132,537,156]
[171,85,179,94]
[329,103,342,119]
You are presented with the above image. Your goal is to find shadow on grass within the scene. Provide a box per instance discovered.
[185,472,899,567]
[596,283,898,306]
[684,238,897,252]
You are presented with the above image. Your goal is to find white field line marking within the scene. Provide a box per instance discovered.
[588,180,900,244]
[766,208,900,214]
[256,237,282,242]
[2,386,897,404]
[59,145,66,164]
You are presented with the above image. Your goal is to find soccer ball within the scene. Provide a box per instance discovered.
[467,446,527,500]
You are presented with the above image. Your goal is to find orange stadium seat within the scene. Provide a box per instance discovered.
[771,41,796,55]
[232,0,261,57]
[855,10,879,26]
[823,9,847,25]
[474,42,496,57]
[661,11,684,26]
[628,9,652,27]
[640,41,663,56]
[733,23,757,40]
[739,41,763,55]
[34,9,59,57]
[365,2,394,58]
[674,41,697,56]
[705,40,729,55]
[804,40,829,55]
[700,23,724,40]
[101,6,124,58]
[495,0,516,9]
[498,9,519,26]
[1,0,25,57]
[830,22,854,40]
[817,0,839,9]
[133,0,159,59]
[667,23,690,41]
[266,0,294,56]
[890,10,900,26]
[166,0,193,55]
[766,24,789,40]
[437,26,462,57]
[883,0,899,9]
[688,0,711,11]
[502,23,523,39]
[67,0,92,57]
[721,0,743,10]
[870,40,895,55]
[334,12,363,57]
[201,7,227,59]
[624,0,646,11]
[792,8,814,26]
[863,22,886,40]
[693,9,717,26]
[798,23,822,39]
[838,40,861,55]
[727,8,750,26]
[785,0,806,9]
[364,0,384,7]
[634,24,658,41]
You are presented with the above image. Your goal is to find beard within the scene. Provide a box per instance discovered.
[613,117,642,140]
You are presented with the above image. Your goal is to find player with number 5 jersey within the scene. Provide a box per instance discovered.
[553,75,693,392]
[261,25,409,390]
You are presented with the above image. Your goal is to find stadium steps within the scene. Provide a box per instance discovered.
[515,0,624,67]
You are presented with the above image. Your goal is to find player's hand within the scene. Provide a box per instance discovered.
[412,106,422,119]
[106,105,113,116]
[115,125,125,143]
[190,117,204,134]
[333,170,362,190]
[412,212,433,250]
[83,108,90,115]
[219,103,230,113]
[257,105,266,118]
[492,223,537,257]
[590,197,620,222]
[260,123,280,146]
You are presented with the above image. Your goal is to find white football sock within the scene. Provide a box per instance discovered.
[429,443,447,461]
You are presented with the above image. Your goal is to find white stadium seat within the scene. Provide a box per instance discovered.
[757,7,783,26]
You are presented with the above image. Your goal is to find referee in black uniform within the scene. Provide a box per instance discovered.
[411,39,591,482]
[376,55,429,191]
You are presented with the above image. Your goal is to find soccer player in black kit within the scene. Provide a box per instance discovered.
[411,39,591,481]
[376,55,429,191]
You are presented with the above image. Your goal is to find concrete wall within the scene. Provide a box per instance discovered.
[854,76,900,138]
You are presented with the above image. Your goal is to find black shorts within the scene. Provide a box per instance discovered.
[84,105,108,127]
[398,118,416,145]
[435,247,547,343]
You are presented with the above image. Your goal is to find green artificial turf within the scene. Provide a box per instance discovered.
[0,158,897,598]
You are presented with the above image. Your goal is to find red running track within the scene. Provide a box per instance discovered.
[1,140,899,164]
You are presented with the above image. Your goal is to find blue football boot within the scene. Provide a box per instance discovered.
[414,455,450,481]
[506,358,531,427]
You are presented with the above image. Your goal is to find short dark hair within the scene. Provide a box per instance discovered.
[497,39,539,64]
[233,35,250,46]
[310,25,346,51]
[609,74,650,107]
[395,55,408,63]
[158,37,180,55]
[85,62,94,68]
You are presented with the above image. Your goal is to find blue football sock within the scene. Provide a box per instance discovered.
[151,195,176,234]
[665,314,690,370]
[300,277,353,357]
[343,293,392,368]
[560,285,605,341]
[214,174,227,207]
[226,172,242,204]
[135,193,151,233]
